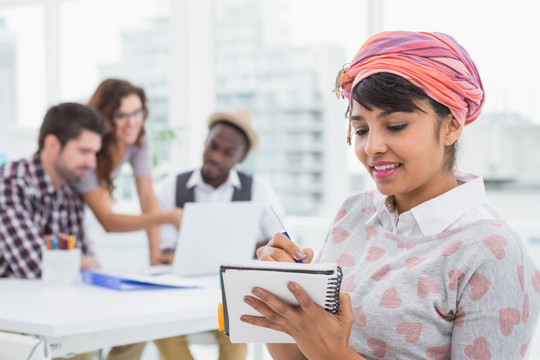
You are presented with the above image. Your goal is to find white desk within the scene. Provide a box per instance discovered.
[0,279,221,358]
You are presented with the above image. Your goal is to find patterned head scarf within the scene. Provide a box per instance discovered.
[335,31,485,130]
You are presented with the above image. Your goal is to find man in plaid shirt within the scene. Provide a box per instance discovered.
[0,102,108,279]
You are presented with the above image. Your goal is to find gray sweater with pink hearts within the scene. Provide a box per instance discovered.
[319,191,539,360]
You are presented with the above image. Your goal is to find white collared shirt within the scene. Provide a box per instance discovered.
[156,168,286,250]
[372,171,501,238]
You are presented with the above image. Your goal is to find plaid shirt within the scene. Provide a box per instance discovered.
[0,153,91,278]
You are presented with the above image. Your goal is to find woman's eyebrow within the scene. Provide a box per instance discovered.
[351,111,396,122]
[378,110,397,119]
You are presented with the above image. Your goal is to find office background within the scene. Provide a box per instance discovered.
[1,0,539,359]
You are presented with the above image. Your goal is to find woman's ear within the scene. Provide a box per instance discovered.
[443,115,462,146]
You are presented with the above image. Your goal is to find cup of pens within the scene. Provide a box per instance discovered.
[41,234,81,287]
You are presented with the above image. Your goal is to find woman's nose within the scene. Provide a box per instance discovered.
[364,130,387,155]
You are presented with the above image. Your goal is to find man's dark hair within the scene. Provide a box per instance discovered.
[38,102,109,152]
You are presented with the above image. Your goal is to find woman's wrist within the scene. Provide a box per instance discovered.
[332,345,365,360]
[348,347,366,360]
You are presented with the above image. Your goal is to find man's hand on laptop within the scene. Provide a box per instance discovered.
[167,208,183,229]
[81,255,100,270]
[151,249,175,265]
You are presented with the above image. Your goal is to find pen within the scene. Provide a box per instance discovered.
[45,237,52,250]
[265,204,303,263]
[68,235,76,250]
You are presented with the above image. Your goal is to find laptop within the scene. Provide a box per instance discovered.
[170,201,265,277]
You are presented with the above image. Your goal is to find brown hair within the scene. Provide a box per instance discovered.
[87,78,148,193]
[38,102,108,152]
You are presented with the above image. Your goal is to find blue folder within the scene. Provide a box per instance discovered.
[80,269,194,291]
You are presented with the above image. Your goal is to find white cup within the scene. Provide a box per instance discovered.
[41,248,81,286]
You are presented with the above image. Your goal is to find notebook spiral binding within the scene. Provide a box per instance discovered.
[324,266,343,314]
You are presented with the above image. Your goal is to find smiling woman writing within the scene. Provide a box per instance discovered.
[249,31,540,360]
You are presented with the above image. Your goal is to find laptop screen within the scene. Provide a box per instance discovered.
[172,202,264,276]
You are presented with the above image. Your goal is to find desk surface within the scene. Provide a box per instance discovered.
[0,279,222,357]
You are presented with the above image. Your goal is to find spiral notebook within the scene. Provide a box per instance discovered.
[219,259,343,343]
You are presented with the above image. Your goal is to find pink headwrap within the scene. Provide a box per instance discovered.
[335,31,485,128]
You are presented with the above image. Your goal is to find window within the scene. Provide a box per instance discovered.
[0,4,45,128]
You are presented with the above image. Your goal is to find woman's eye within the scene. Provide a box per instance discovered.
[354,129,368,136]
[388,124,407,132]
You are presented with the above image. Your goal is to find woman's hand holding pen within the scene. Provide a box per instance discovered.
[256,233,314,263]
[241,282,364,360]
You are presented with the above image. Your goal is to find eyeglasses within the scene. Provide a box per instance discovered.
[114,109,146,122]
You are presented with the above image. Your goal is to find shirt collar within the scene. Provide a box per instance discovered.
[412,172,486,236]
[187,168,242,190]
[374,172,487,236]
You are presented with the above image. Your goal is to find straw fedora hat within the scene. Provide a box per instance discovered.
[207,108,259,152]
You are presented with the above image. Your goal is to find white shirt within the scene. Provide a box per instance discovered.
[156,168,286,250]
[371,171,502,238]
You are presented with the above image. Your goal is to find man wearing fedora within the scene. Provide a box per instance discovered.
[153,108,286,360]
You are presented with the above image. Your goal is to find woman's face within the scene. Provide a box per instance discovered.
[114,93,145,146]
[350,98,460,212]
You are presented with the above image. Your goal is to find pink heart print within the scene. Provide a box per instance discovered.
[331,227,350,244]
[521,338,531,358]
[397,242,416,250]
[517,265,524,291]
[448,269,466,291]
[417,277,441,298]
[337,253,355,267]
[437,227,462,239]
[523,294,529,323]
[367,337,387,358]
[365,225,377,240]
[499,308,521,336]
[532,269,540,295]
[353,306,366,327]
[468,273,491,301]
[441,240,463,256]
[455,306,465,327]
[426,344,450,360]
[370,264,391,281]
[396,322,422,343]
[333,209,346,224]
[405,257,426,268]
[362,206,373,214]
[367,246,386,261]
[341,275,356,292]
[464,337,490,360]
[482,235,507,260]
[380,287,402,308]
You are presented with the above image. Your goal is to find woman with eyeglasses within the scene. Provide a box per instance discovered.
[77,78,182,267]
[76,79,182,360]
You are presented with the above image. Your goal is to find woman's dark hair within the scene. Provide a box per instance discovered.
[351,72,457,171]
[38,102,108,152]
[87,78,148,194]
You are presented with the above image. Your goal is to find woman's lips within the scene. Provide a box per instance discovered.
[370,162,401,180]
